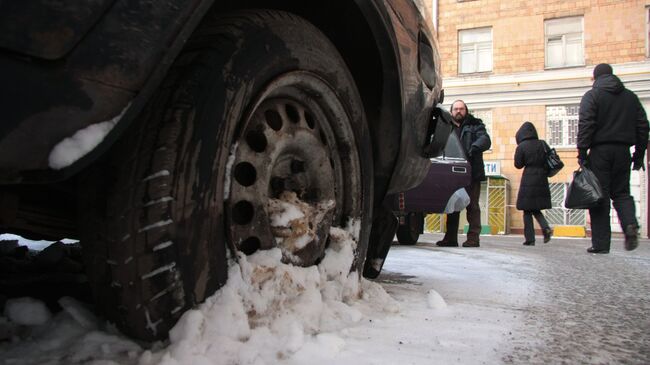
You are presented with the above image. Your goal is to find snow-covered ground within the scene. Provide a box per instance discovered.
[0,233,532,365]
[0,234,77,251]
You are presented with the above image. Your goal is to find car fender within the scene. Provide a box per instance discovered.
[0,0,215,184]
[377,0,443,195]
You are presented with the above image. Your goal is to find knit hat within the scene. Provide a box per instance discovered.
[593,63,613,79]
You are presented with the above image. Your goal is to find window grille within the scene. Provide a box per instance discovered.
[546,105,579,148]
[546,182,587,226]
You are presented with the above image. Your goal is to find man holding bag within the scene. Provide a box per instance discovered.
[577,63,649,253]
[436,100,491,248]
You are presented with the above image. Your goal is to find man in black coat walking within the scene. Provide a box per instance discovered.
[577,63,649,254]
[437,100,491,247]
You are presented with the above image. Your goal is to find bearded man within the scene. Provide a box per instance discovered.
[436,100,491,247]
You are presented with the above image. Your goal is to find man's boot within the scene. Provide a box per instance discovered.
[462,232,480,247]
[624,224,639,251]
[462,240,480,247]
[436,239,458,247]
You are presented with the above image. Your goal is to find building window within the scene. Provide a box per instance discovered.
[545,17,584,68]
[546,105,579,148]
[547,183,587,226]
[459,27,493,74]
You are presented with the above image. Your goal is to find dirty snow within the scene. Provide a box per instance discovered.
[267,192,336,254]
[0,231,530,365]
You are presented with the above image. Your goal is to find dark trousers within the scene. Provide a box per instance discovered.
[587,144,638,250]
[523,210,549,243]
[444,180,482,243]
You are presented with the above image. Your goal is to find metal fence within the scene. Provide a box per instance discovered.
[424,177,509,234]
[424,213,443,233]
[546,182,587,226]
[486,178,508,234]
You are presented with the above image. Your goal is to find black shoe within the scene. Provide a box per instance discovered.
[523,241,535,246]
[543,227,552,243]
[624,224,639,251]
[436,240,459,247]
[462,240,480,247]
[587,247,609,254]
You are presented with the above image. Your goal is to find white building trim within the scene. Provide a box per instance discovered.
[442,61,650,108]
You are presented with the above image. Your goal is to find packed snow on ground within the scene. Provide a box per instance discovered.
[0,233,77,251]
[0,230,533,365]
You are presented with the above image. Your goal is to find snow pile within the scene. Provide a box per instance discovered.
[1,297,141,365]
[0,226,401,365]
[141,226,396,365]
[0,235,533,365]
[426,289,448,311]
[4,298,51,326]
[0,233,77,251]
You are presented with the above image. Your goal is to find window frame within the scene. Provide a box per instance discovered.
[432,132,467,161]
[544,16,585,69]
[458,27,493,74]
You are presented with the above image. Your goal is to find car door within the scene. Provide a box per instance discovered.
[400,132,471,213]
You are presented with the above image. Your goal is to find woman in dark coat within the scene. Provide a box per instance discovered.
[514,122,553,245]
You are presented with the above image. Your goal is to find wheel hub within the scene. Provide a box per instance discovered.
[227,97,338,266]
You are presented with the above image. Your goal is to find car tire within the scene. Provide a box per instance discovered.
[79,10,373,341]
[396,213,422,245]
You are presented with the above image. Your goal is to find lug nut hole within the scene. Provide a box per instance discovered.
[232,200,254,225]
[305,112,315,129]
[246,130,267,152]
[291,159,305,173]
[240,236,261,255]
[265,110,283,131]
[234,162,256,187]
[286,104,300,124]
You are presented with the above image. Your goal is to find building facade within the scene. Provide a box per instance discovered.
[425,0,650,236]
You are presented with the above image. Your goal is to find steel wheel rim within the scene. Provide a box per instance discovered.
[226,71,362,266]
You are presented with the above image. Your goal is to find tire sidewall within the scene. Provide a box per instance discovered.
[182,12,372,277]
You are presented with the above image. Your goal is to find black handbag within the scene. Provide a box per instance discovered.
[542,141,564,177]
[564,166,605,209]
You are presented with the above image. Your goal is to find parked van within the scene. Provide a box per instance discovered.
[386,132,472,244]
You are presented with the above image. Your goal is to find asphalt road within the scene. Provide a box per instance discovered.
[409,233,650,365]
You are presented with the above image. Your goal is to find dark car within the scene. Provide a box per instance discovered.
[0,0,449,340]
[386,131,472,244]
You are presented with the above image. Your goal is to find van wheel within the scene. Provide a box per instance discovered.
[78,10,372,341]
[396,213,423,245]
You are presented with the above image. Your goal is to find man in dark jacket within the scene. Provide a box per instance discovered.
[577,63,649,254]
[437,100,491,247]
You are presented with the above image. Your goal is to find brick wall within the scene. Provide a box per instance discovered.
[487,106,580,229]
[437,0,650,77]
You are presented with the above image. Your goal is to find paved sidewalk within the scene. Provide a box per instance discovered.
[415,233,650,364]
